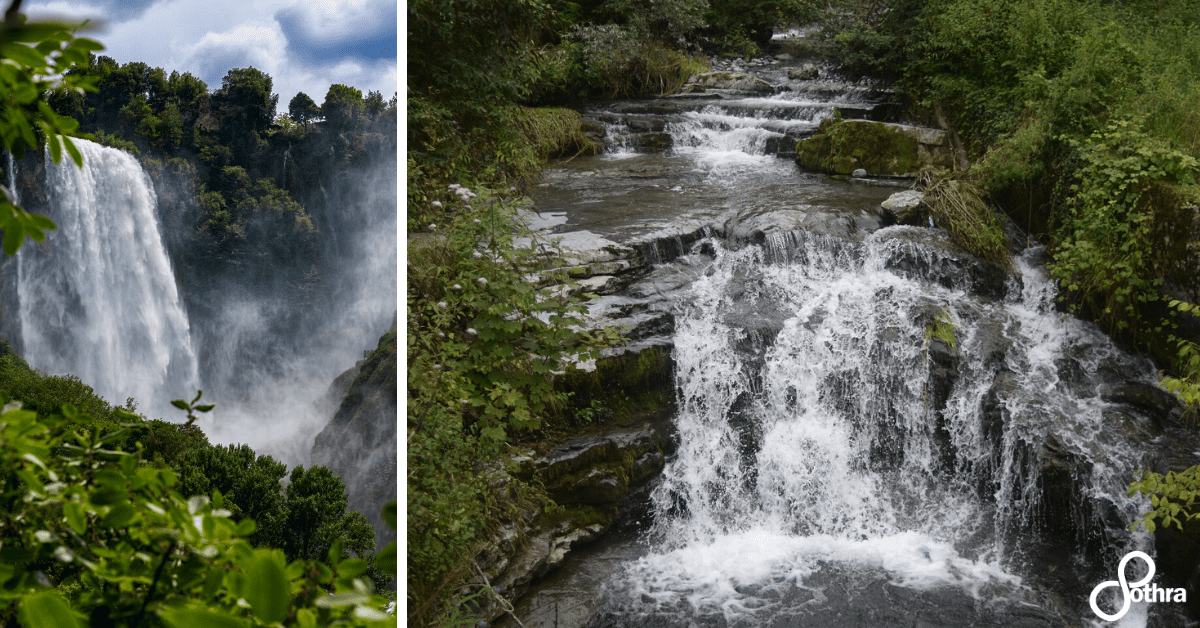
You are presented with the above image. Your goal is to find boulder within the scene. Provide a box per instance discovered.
[880,190,927,226]
[796,118,956,177]
[686,71,774,93]
[787,63,819,80]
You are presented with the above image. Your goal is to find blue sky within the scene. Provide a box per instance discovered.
[26,0,398,111]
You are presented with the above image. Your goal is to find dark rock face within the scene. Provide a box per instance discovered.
[469,348,676,623]
[1099,382,1185,425]
[310,320,397,549]
[875,229,1011,301]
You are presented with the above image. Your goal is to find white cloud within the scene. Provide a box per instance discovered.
[276,0,393,43]
[25,0,398,107]
[181,21,289,85]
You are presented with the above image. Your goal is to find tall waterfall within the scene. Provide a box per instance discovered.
[17,139,198,410]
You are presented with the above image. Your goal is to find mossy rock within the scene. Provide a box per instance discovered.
[796,119,952,177]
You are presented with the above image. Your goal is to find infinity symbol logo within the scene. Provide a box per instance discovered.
[1089,551,1155,622]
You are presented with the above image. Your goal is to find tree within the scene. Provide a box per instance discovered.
[282,465,359,561]
[322,84,364,130]
[363,90,386,117]
[0,1,102,255]
[288,91,320,125]
[214,66,278,134]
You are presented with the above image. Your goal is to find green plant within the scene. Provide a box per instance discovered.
[1049,120,1199,334]
[1158,299,1200,417]
[920,172,1011,268]
[1129,466,1200,532]
[924,309,957,349]
[0,5,102,254]
[407,184,619,625]
[0,394,396,625]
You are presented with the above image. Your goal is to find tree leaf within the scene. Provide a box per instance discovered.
[159,605,249,628]
[17,591,81,628]
[242,549,289,624]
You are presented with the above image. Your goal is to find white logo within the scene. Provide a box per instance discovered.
[1089,551,1187,621]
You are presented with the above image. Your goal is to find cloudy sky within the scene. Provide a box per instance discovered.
[26,0,397,111]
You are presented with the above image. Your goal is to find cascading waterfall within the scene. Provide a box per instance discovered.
[529,63,1190,627]
[600,230,1158,626]
[16,138,198,412]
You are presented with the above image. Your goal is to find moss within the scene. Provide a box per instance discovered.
[796,118,923,176]
[924,309,957,349]
[534,504,614,530]
[553,347,674,427]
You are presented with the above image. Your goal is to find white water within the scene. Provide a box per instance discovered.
[609,229,1157,624]
[17,139,198,413]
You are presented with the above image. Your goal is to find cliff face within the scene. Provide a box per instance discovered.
[311,318,397,548]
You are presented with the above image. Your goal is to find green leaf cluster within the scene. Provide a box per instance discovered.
[0,11,101,255]
[0,395,397,626]
[407,184,620,625]
[1129,466,1200,533]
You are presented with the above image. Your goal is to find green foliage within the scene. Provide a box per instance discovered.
[288,92,320,125]
[407,184,620,624]
[1160,300,1200,417]
[1048,120,1199,334]
[604,0,706,44]
[0,395,396,625]
[214,67,278,135]
[546,26,704,101]
[705,0,821,55]
[1129,466,1200,532]
[0,10,101,255]
[514,107,599,161]
[921,172,1011,268]
[322,84,364,130]
[0,341,133,426]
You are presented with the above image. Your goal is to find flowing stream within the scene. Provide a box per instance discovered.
[524,64,1197,627]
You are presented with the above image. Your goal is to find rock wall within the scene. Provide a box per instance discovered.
[311,316,397,549]
[470,348,677,624]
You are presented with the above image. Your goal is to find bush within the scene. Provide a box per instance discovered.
[0,395,397,625]
[406,184,619,625]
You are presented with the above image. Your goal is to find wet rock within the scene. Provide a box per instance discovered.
[851,168,867,177]
[1053,356,1093,399]
[535,426,659,484]
[879,190,927,226]
[926,335,960,471]
[631,451,665,483]
[687,71,774,93]
[1154,519,1200,621]
[875,228,1011,301]
[634,132,672,152]
[551,467,628,505]
[787,63,819,80]
[1099,382,1184,426]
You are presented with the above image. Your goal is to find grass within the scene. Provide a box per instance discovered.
[919,171,1011,270]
